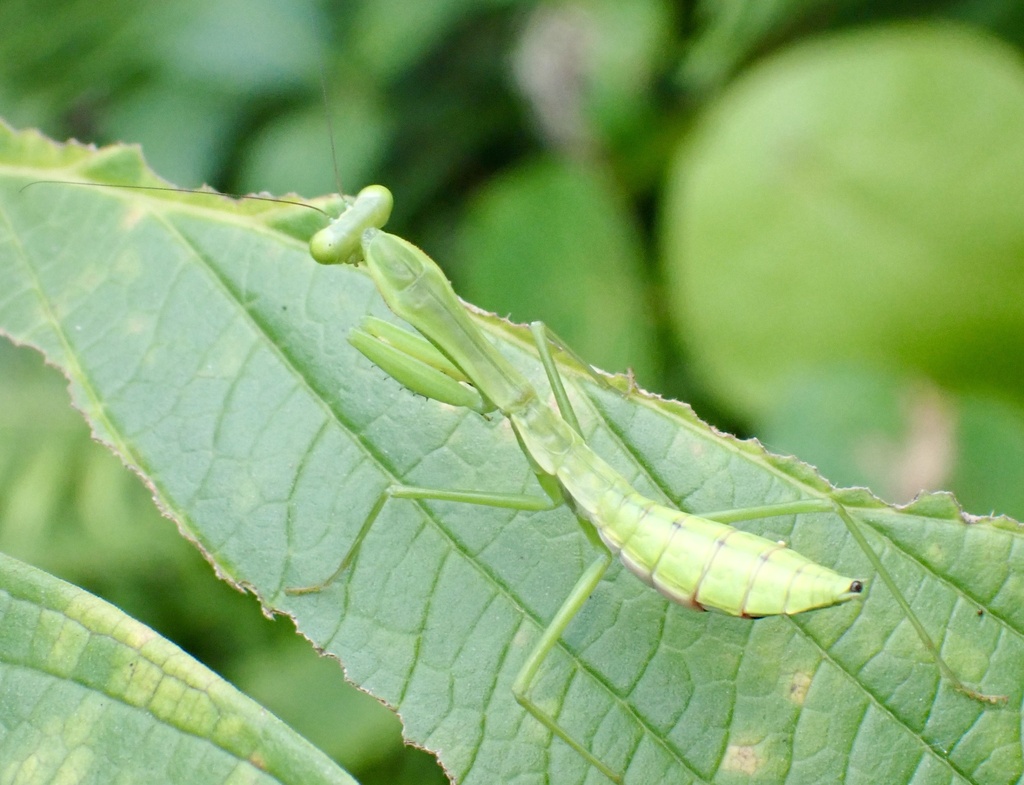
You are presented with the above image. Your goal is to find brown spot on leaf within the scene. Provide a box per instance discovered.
[721,744,762,775]
[787,671,813,705]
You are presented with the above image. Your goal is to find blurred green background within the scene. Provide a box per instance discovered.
[2,1,1024,781]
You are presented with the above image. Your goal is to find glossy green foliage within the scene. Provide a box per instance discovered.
[1,126,1022,783]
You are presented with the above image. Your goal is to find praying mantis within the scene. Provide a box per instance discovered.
[288,184,1004,782]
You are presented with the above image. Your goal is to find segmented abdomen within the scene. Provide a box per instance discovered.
[512,404,859,618]
[593,494,858,617]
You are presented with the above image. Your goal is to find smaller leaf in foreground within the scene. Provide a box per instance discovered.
[0,551,358,785]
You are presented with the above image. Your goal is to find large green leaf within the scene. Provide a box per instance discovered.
[0,550,356,785]
[0,123,1021,784]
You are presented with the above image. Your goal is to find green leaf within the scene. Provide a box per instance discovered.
[664,24,1024,419]
[0,550,357,785]
[1,123,1022,784]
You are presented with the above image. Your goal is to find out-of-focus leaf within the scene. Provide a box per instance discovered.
[236,87,391,199]
[663,24,1024,419]
[760,365,1024,520]
[512,0,672,154]
[949,394,1024,520]
[156,0,323,90]
[230,638,415,777]
[456,156,657,384]
[680,0,807,89]
[349,0,513,80]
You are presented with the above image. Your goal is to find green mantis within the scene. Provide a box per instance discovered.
[287,184,1003,781]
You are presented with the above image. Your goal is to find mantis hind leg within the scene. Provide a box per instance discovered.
[700,497,1005,704]
[512,530,622,782]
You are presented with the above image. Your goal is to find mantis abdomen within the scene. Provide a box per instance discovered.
[601,504,861,617]
[513,399,861,618]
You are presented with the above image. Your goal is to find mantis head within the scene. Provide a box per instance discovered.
[309,184,394,265]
